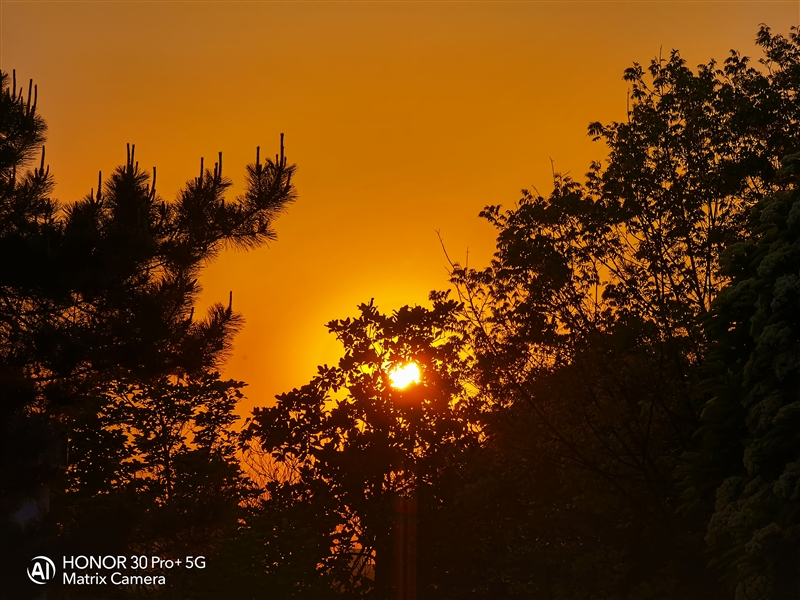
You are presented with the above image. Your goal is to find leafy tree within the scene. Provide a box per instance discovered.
[58,374,253,580]
[0,68,297,598]
[586,24,799,328]
[445,25,798,598]
[684,153,800,599]
[243,296,478,598]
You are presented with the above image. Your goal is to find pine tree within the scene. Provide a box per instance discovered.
[0,68,297,598]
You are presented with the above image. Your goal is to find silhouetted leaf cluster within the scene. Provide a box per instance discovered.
[243,296,479,597]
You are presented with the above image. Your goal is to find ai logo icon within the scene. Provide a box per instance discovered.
[27,556,56,584]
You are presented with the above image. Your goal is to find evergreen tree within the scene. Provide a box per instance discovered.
[0,68,297,598]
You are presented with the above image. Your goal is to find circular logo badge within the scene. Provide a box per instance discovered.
[27,556,56,585]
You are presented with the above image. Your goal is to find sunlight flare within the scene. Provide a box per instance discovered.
[388,362,421,389]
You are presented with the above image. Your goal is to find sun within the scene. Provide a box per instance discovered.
[388,362,421,389]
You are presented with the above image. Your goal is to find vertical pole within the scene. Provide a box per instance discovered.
[394,493,405,600]
[407,488,417,600]
[392,469,417,599]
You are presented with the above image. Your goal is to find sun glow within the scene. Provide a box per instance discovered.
[388,363,421,389]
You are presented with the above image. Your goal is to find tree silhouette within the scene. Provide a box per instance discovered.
[238,25,797,599]
[0,68,296,598]
[243,296,478,598]
[55,374,257,595]
[683,153,800,599]
[444,24,799,599]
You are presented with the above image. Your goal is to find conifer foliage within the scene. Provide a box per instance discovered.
[0,68,296,598]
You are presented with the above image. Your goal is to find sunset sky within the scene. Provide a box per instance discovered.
[2,0,797,413]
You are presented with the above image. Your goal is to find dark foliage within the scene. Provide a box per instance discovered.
[0,68,296,599]
[442,24,799,599]
[240,24,798,600]
[243,296,479,598]
[683,154,800,599]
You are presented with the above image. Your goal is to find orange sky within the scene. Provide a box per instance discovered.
[2,1,798,413]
